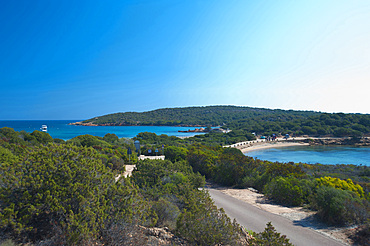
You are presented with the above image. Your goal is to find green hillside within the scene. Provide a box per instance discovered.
[82,105,319,126]
[82,106,370,138]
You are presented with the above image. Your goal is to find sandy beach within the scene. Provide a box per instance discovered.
[241,141,310,153]
[225,138,310,153]
[228,136,370,154]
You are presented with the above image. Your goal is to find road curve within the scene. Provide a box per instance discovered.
[208,189,346,246]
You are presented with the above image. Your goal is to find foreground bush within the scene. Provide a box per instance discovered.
[313,186,368,225]
[250,222,293,246]
[0,143,148,244]
[176,194,244,246]
[132,159,246,245]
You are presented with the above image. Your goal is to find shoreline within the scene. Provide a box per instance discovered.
[69,121,211,127]
[225,138,310,153]
[241,141,310,153]
[223,137,370,154]
[226,137,370,154]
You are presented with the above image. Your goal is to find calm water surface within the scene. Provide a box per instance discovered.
[0,120,206,140]
[245,145,370,166]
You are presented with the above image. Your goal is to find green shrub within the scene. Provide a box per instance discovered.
[152,198,180,230]
[264,177,304,206]
[313,186,368,225]
[164,146,188,162]
[250,222,293,246]
[67,134,111,148]
[316,176,365,198]
[176,194,243,246]
[30,130,53,144]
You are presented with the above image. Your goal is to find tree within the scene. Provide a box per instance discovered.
[250,222,293,246]
[164,146,188,162]
[103,133,119,143]
[30,130,53,144]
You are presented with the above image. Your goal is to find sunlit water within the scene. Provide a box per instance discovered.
[245,145,370,166]
[0,120,206,140]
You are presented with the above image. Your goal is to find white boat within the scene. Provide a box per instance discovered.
[41,125,47,132]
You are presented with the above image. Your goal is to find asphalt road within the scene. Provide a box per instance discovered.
[208,189,346,246]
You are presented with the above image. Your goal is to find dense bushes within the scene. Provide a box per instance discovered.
[264,177,316,206]
[0,143,149,244]
[176,205,243,245]
[264,177,304,206]
[1,127,369,244]
[316,176,365,198]
[164,146,188,162]
[313,186,368,225]
[131,159,247,245]
[67,134,112,148]
[185,144,369,226]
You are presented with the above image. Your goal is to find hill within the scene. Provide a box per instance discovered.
[72,106,370,138]
[75,105,319,126]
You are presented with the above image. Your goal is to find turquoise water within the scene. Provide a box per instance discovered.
[0,120,206,140]
[245,145,370,166]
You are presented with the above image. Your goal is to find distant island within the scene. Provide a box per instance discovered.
[70,105,370,139]
[71,105,304,127]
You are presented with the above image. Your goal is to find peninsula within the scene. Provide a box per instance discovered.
[70,106,370,146]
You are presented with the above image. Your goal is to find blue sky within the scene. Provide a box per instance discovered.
[1,0,369,120]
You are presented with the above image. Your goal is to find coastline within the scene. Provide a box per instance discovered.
[226,136,370,154]
[241,141,309,153]
[225,138,310,153]
[69,121,210,127]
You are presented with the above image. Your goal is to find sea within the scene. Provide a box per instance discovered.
[0,120,206,140]
[245,145,370,166]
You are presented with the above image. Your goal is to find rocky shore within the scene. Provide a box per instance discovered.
[304,137,370,147]
[68,121,208,127]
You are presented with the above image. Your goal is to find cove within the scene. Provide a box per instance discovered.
[245,145,370,166]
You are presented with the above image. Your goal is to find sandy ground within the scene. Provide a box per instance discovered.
[138,155,165,160]
[228,136,370,154]
[224,137,310,154]
[123,165,136,178]
[115,164,136,181]
[241,141,310,153]
[210,185,355,245]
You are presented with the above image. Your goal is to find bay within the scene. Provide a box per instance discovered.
[0,120,206,140]
[245,145,370,166]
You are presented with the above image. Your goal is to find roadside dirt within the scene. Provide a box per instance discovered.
[209,185,357,245]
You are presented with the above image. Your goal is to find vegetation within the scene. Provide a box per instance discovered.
[312,186,367,225]
[0,143,150,244]
[0,128,253,245]
[83,105,318,126]
[185,144,369,227]
[1,125,369,244]
[82,106,370,141]
[250,222,294,246]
